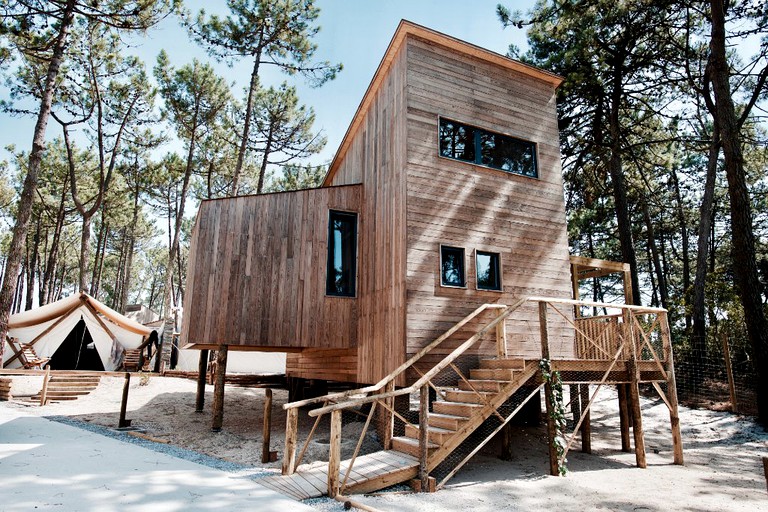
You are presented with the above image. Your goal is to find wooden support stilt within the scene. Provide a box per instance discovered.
[579,383,592,454]
[118,372,131,428]
[618,383,632,452]
[211,345,228,432]
[625,312,647,468]
[328,409,342,498]
[661,312,684,465]
[282,408,298,475]
[419,384,430,491]
[195,349,208,413]
[539,302,559,476]
[500,422,513,460]
[262,388,273,463]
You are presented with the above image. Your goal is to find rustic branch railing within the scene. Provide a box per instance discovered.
[280,296,682,496]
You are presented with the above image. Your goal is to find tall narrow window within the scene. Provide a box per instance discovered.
[476,251,501,291]
[326,211,357,297]
[440,245,466,287]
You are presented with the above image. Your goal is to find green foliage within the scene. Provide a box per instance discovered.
[540,358,568,476]
[266,163,327,192]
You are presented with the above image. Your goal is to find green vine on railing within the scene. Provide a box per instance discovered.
[540,358,568,476]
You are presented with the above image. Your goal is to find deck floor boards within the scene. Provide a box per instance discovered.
[257,451,419,500]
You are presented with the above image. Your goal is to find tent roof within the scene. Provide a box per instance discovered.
[8,292,152,336]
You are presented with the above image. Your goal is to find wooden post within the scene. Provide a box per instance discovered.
[328,409,342,498]
[211,344,228,432]
[39,366,51,406]
[762,457,768,492]
[419,384,430,491]
[496,308,507,358]
[382,380,395,450]
[625,311,647,468]
[262,388,273,463]
[721,332,738,413]
[500,423,513,460]
[195,349,209,413]
[579,384,592,454]
[618,383,632,452]
[282,408,298,475]
[661,312,684,465]
[118,372,131,428]
[539,302,559,476]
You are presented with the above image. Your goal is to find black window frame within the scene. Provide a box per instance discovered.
[438,117,538,178]
[326,210,358,297]
[440,245,467,288]
[475,250,502,291]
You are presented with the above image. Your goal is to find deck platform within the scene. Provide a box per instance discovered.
[258,450,419,500]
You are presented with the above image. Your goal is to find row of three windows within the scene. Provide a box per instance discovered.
[441,245,501,291]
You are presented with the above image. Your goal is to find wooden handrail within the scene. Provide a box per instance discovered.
[527,296,666,313]
[308,298,527,417]
[284,303,508,410]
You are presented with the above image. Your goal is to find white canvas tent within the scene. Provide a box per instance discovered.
[3,292,152,371]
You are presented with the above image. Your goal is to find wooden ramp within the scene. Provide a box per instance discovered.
[258,450,418,500]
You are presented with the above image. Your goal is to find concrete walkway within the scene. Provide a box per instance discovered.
[0,405,315,511]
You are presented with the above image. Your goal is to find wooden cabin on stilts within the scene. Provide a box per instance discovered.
[180,20,684,499]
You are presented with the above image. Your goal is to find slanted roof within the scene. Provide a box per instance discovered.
[322,19,564,186]
[4,292,152,371]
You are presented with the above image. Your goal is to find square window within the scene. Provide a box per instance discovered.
[476,251,501,291]
[440,245,466,287]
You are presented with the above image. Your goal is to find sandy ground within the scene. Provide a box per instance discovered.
[3,374,767,511]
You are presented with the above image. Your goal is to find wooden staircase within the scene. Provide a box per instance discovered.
[36,374,101,404]
[258,358,538,499]
[123,349,150,372]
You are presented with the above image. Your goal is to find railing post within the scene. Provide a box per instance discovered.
[496,307,507,358]
[419,384,430,491]
[624,310,647,468]
[282,408,298,475]
[539,302,559,476]
[118,372,131,428]
[661,311,684,465]
[328,409,342,498]
[39,366,51,406]
[382,380,395,450]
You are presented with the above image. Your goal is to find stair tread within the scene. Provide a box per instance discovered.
[392,436,438,449]
[406,424,455,434]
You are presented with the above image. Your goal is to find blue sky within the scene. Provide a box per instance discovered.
[0,0,534,170]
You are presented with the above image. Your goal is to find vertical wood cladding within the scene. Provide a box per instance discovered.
[404,36,574,363]
[180,185,362,350]
[328,46,408,385]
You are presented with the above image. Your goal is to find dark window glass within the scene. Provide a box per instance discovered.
[326,211,357,297]
[476,251,501,291]
[439,119,475,162]
[441,246,466,287]
[439,118,537,178]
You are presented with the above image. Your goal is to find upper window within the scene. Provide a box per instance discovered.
[439,118,538,178]
[326,210,357,297]
[440,245,466,287]
[476,251,501,291]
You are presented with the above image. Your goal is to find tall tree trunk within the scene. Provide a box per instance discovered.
[230,42,264,196]
[691,129,719,368]
[709,0,768,424]
[608,65,642,305]
[40,174,69,306]
[26,218,41,311]
[0,0,76,362]
[643,201,668,310]
[120,182,141,313]
[670,168,691,330]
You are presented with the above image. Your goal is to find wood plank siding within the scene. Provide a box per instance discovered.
[403,35,574,363]
[327,40,408,385]
[180,185,362,350]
